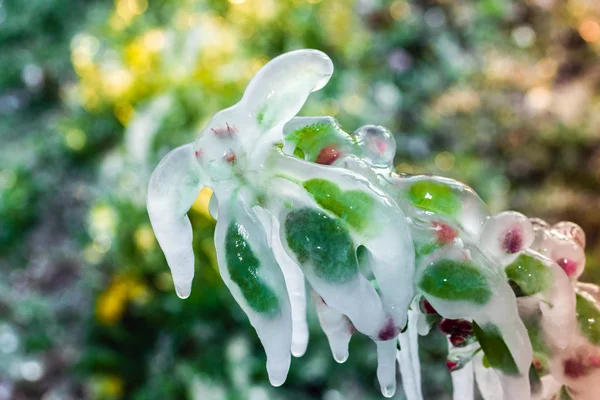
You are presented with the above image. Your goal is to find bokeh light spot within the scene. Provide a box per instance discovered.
[512,25,536,48]
[65,129,87,151]
[435,151,455,171]
[525,86,552,112]
[580,19,600,42]
[390,1,410,21]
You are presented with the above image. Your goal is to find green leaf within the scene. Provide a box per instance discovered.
[473,322,520,375]
[482,355,490,368]
[417,259,492,305]
[407,180,461,217]
[526,319,551,375]
[225,221,280,315]
[286,122,356,161]
[559,386,574,400]
[293,146,305,159]
[303,179,374,232]
[576,293,600,345]
[529,364,542,395]
[414,240,442,264]
[286,123,338,159]
[505,253,553,296]
[285,208,358,284]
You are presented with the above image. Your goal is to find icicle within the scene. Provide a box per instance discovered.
[270,216,309,357]
[147,143,206,299]
[397,332,421,400]
[376,340,398,398]
[407,309,423,399]
[451,360,474,400]
[311,290,353,363]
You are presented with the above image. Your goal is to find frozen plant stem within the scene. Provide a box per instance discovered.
[148,49,600,400]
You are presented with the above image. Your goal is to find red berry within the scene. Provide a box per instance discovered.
[456,319,473,334]
[446,360,458,371]
[439,318,458,334]
[450,334,467,347]
[420,298,438,314]
[316,145,341,165]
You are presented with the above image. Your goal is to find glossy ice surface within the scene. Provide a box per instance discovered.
[147,50,600,400]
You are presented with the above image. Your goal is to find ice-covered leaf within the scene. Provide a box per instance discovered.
[302,178,374,232]
[505,253,553,296]
[473,322,519,375]
[418,259,492,305]
[575,293,600,345]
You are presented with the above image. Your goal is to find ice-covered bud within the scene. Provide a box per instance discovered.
[553,221,586,249]
[479,211,534,265]
[530,218,586,279]
[354,125,396,168]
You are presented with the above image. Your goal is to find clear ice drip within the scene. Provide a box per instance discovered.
[148,49,600,400]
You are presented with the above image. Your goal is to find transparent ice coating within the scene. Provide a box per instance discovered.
[531,219,586,280]
[147,50,415,396]
[148,49,600,399]
[283,117,537,398]
[524,220,600,399]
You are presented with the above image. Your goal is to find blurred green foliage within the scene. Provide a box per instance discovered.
[1,0,600,398]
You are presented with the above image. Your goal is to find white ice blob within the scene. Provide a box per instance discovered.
[147,143,205,299]
[451,360,474,400]
[479,211,534,267]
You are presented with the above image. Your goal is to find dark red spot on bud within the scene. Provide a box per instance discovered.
[420,298,438,314]
[446,359,458,371]
[503,227,523,254]
[532,357,543,370]
[316,145,341,165]
[450,334,467,347]
[433,222,457,244]
[378,317,399,341]
[195,149,203,159]
[556,258,578,277]
[564,358,588,379]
